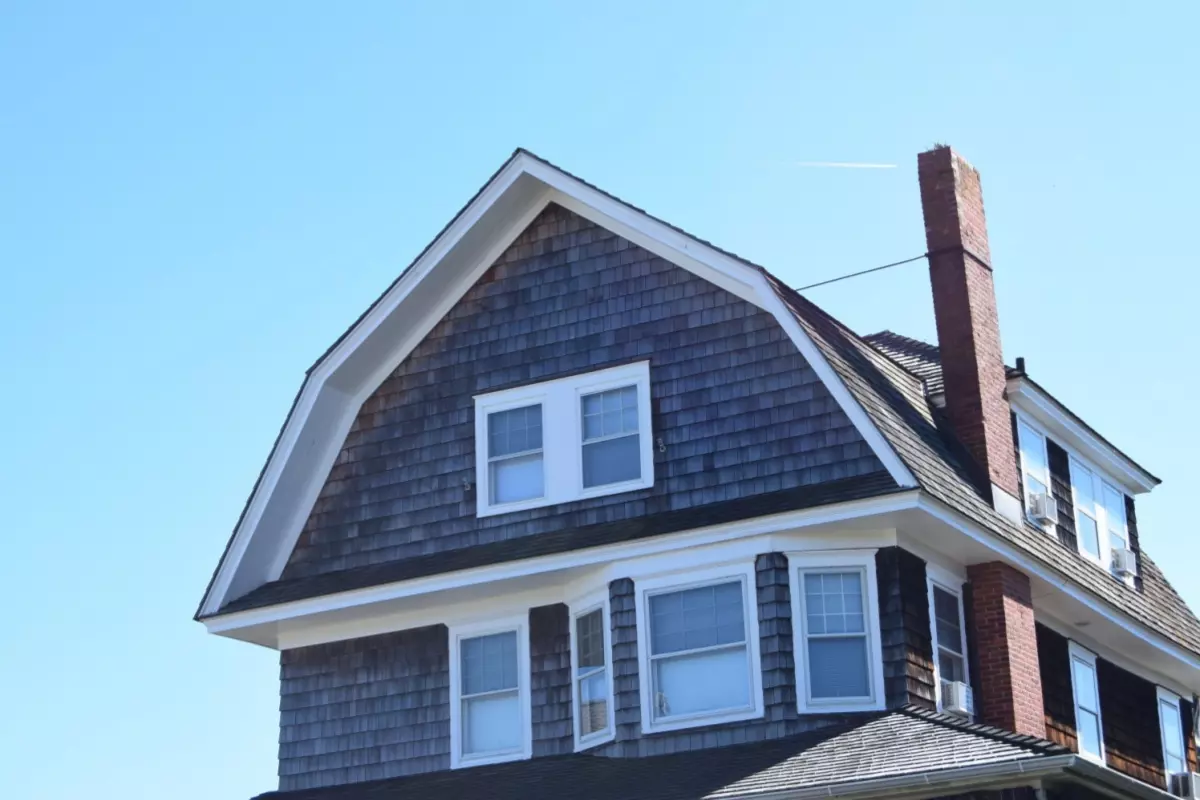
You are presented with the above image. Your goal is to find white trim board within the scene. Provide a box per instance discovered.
[198,150,918,618]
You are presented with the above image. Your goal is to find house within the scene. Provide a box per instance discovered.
[197,146,1200,800]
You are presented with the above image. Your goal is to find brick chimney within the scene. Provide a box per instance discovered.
[918,146,1021,523]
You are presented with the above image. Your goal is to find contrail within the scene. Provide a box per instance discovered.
[791,161,897,169]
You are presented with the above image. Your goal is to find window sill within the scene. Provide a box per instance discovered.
[642,706,763,735]
[798,698,885,715]
[574,730,616,753]
[454,749,530,769]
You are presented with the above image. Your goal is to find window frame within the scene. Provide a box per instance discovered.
[1067,641,1106,765]
[1157,686,1188,779]
[1016,419,1054,530]
[634,562,764,734]
[448,615,532,769]
[568,591,616,751]
[925,565,971,715]
[473,361,653,517]
[787,550,886,714]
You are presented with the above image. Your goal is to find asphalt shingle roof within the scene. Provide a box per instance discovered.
[251,708,1067,800]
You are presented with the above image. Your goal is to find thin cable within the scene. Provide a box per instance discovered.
[795,253,928,292]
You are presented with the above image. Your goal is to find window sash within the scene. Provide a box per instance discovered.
[450,620,529,768]
[1017,421,1051,506]
[929,580,969,698]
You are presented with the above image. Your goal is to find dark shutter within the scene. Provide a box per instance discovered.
[1046,440,1077,551]
[1010,412,1024,504]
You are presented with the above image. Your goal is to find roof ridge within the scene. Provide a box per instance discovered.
[897,705,1068,755]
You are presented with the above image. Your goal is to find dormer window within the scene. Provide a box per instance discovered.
[1016,419,1052,527]
[473,362,653,516]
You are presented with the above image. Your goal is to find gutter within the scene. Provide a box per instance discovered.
[723,755,1178,800]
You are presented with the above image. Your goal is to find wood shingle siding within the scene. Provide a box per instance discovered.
[530,604,573,756]
[282,204,882,581]
[876,547,936,709]
[277,626,450,791]
[1046,441,1077,552]
[1097,657,1166,788]
[1036,623,1078,752]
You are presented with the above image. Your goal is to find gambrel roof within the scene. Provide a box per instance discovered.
[196,149,1200,671]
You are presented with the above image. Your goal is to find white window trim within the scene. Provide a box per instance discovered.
[568,590,616,751]
[1157,686,1188,778]
[1068,456,1132,578]
[787,549,886,714]
[926,565,971,714]
[634,562,764,734]
[448,614,532,769]
[1016,418,1053,532]
[473,361,653,517]
[1067,641,1106,765]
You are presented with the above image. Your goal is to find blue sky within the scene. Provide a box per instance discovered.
[2,2,1197,797]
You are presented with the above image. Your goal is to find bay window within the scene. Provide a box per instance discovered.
[636,565,762,733]
[788,550,885,713]
[449,618,531,768]
[926,568,970,714]
[570,597,614,749]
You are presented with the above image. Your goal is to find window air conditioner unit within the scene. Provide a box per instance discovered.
[1028,492,1057,526]
[1111,547,1138,578]
[1170,772,1200,800]
[941,680,974,717]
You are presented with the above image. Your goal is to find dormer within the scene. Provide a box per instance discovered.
[1009,367,1159,584]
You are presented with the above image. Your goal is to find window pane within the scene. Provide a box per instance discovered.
[576,609,605,670]
[581,386,638,441]
[463,692,520,755]
[808,636,870,699]
[804,572,866,637]
[579,670,609,737]
[1025,475,1048,499]
[939,651,965,683]
[1073,464,1097,511]
[1162,699,1186,773]
[1071,658,1098,713]
[1077,707,1102,758]
[653,646,750,718]
[933,587,963,655]
[649,582,744,656]
[461,631,518,695]
[1019,423,1048,476]
[488,405,542,457]
[582,434,641,487]
[1104,486,1127,547]
[490,452,543,504]
[1077,514,1101,559]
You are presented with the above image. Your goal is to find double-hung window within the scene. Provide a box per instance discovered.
[1070,457,1133,576]
[789,551,885,713]
[449,618,531,768]
[570,597,614,749]
[1017,420,1052,525]
[636,565,762,733]
[926,568,970,713]
[474,362,653,516]
[1067,642,1105,764]
[1158,687,1188,779]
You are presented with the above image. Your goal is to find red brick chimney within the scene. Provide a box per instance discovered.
[918,146,1021,523]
